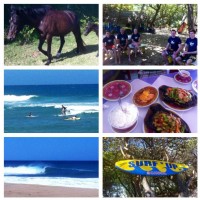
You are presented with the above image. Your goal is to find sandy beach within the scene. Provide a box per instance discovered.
[4,183,98,197]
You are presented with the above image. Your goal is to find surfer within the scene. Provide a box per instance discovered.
[28,112,32,117]
[61,105,67,115]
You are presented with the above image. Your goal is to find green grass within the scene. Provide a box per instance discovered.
[4,32,98,66]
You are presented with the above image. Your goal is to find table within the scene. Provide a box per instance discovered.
[103,70,197,133]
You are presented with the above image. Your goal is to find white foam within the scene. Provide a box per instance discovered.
[5,102,99,114]
[4,176,99,189]
[4,166,46,175]
[4,95,37,102]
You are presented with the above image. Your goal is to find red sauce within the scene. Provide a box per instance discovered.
[103,80,131,100]
[175,74,191,83]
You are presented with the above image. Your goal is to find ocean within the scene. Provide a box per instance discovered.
[4,84,99,133]
[4,161,99,189]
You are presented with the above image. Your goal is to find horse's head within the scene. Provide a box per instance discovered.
[7,6,25,41]
[83,21,93,36]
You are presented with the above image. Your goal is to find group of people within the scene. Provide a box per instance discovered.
[103,28,197,65]
[103,28,141,64]
[162,29,197,65]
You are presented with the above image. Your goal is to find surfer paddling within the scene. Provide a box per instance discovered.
[28,112,32,117]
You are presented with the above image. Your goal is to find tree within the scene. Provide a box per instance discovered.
[187,4,195,31]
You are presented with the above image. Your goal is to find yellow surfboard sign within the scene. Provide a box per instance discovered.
[115,160,188,176]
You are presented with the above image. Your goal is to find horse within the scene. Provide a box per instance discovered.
[83,21,99,37]
[83,21,98,57]
[7,5,85,65]
[38,10,85,64]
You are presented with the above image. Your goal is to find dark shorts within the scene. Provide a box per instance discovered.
[117,44,127,50]
[106,45,115,50]
[165,49,174,56]
[181,54,196,62]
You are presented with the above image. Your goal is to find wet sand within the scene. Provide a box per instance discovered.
[4,183,98,197]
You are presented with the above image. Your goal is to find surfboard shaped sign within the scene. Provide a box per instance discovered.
[115,160,188,176]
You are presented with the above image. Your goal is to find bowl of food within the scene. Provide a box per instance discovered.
[103,80,132,101]
[108,102,139,133]
[174,70,192,84]
[132,86,158,107]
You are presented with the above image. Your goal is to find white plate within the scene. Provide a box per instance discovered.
[192,79,198,93]
[174,73,192,85]
[161,100,192,112]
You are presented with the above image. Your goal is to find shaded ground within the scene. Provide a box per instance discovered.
[4,32,98,66]
[103,28,188,65]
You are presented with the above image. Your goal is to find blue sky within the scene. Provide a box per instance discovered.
[4,70,98,85]
[4,137,98,161]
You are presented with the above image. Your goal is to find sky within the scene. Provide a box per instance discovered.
[4,70,98,85]
[4,137,98,161]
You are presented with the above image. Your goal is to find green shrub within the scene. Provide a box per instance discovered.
[17,26,37,45]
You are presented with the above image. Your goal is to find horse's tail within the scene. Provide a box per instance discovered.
[74,16,86,52]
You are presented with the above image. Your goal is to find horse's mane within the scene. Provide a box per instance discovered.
[12,5,53,19]
[23,5,52,18]
[11,5,53,28]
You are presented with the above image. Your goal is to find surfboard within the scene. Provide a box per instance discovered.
[25,115,38,118]
[64,117,80,121]
[115,159,188,176]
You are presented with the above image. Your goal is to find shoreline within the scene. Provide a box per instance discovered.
[4,183,98,197]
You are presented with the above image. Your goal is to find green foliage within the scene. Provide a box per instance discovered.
[103,4,197,29]
[17,26,37,45]
[103,137,197,197]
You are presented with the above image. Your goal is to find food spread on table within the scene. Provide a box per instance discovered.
[104,72,197,133]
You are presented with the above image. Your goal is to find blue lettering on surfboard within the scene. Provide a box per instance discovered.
[129,161,135,168]
[128,160,178,169]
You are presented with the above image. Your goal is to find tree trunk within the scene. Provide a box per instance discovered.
[187,4,194,31]
[135,4,145,29]
[176,174,189,197]
[149,4,162,27]
[116,5,123,25]
[141,176,155,197]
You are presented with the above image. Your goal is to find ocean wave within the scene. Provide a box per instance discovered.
[4,166,46,175]
[4,176,99,189]
[5,103,99,114]
[4,95,38,102]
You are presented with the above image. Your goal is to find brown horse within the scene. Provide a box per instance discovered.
[39,10,85,65]
[7,5,85,65]
[83,21,98,56]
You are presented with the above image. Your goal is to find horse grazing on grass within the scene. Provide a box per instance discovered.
[7,5,85,65]
[83,21,99,57]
